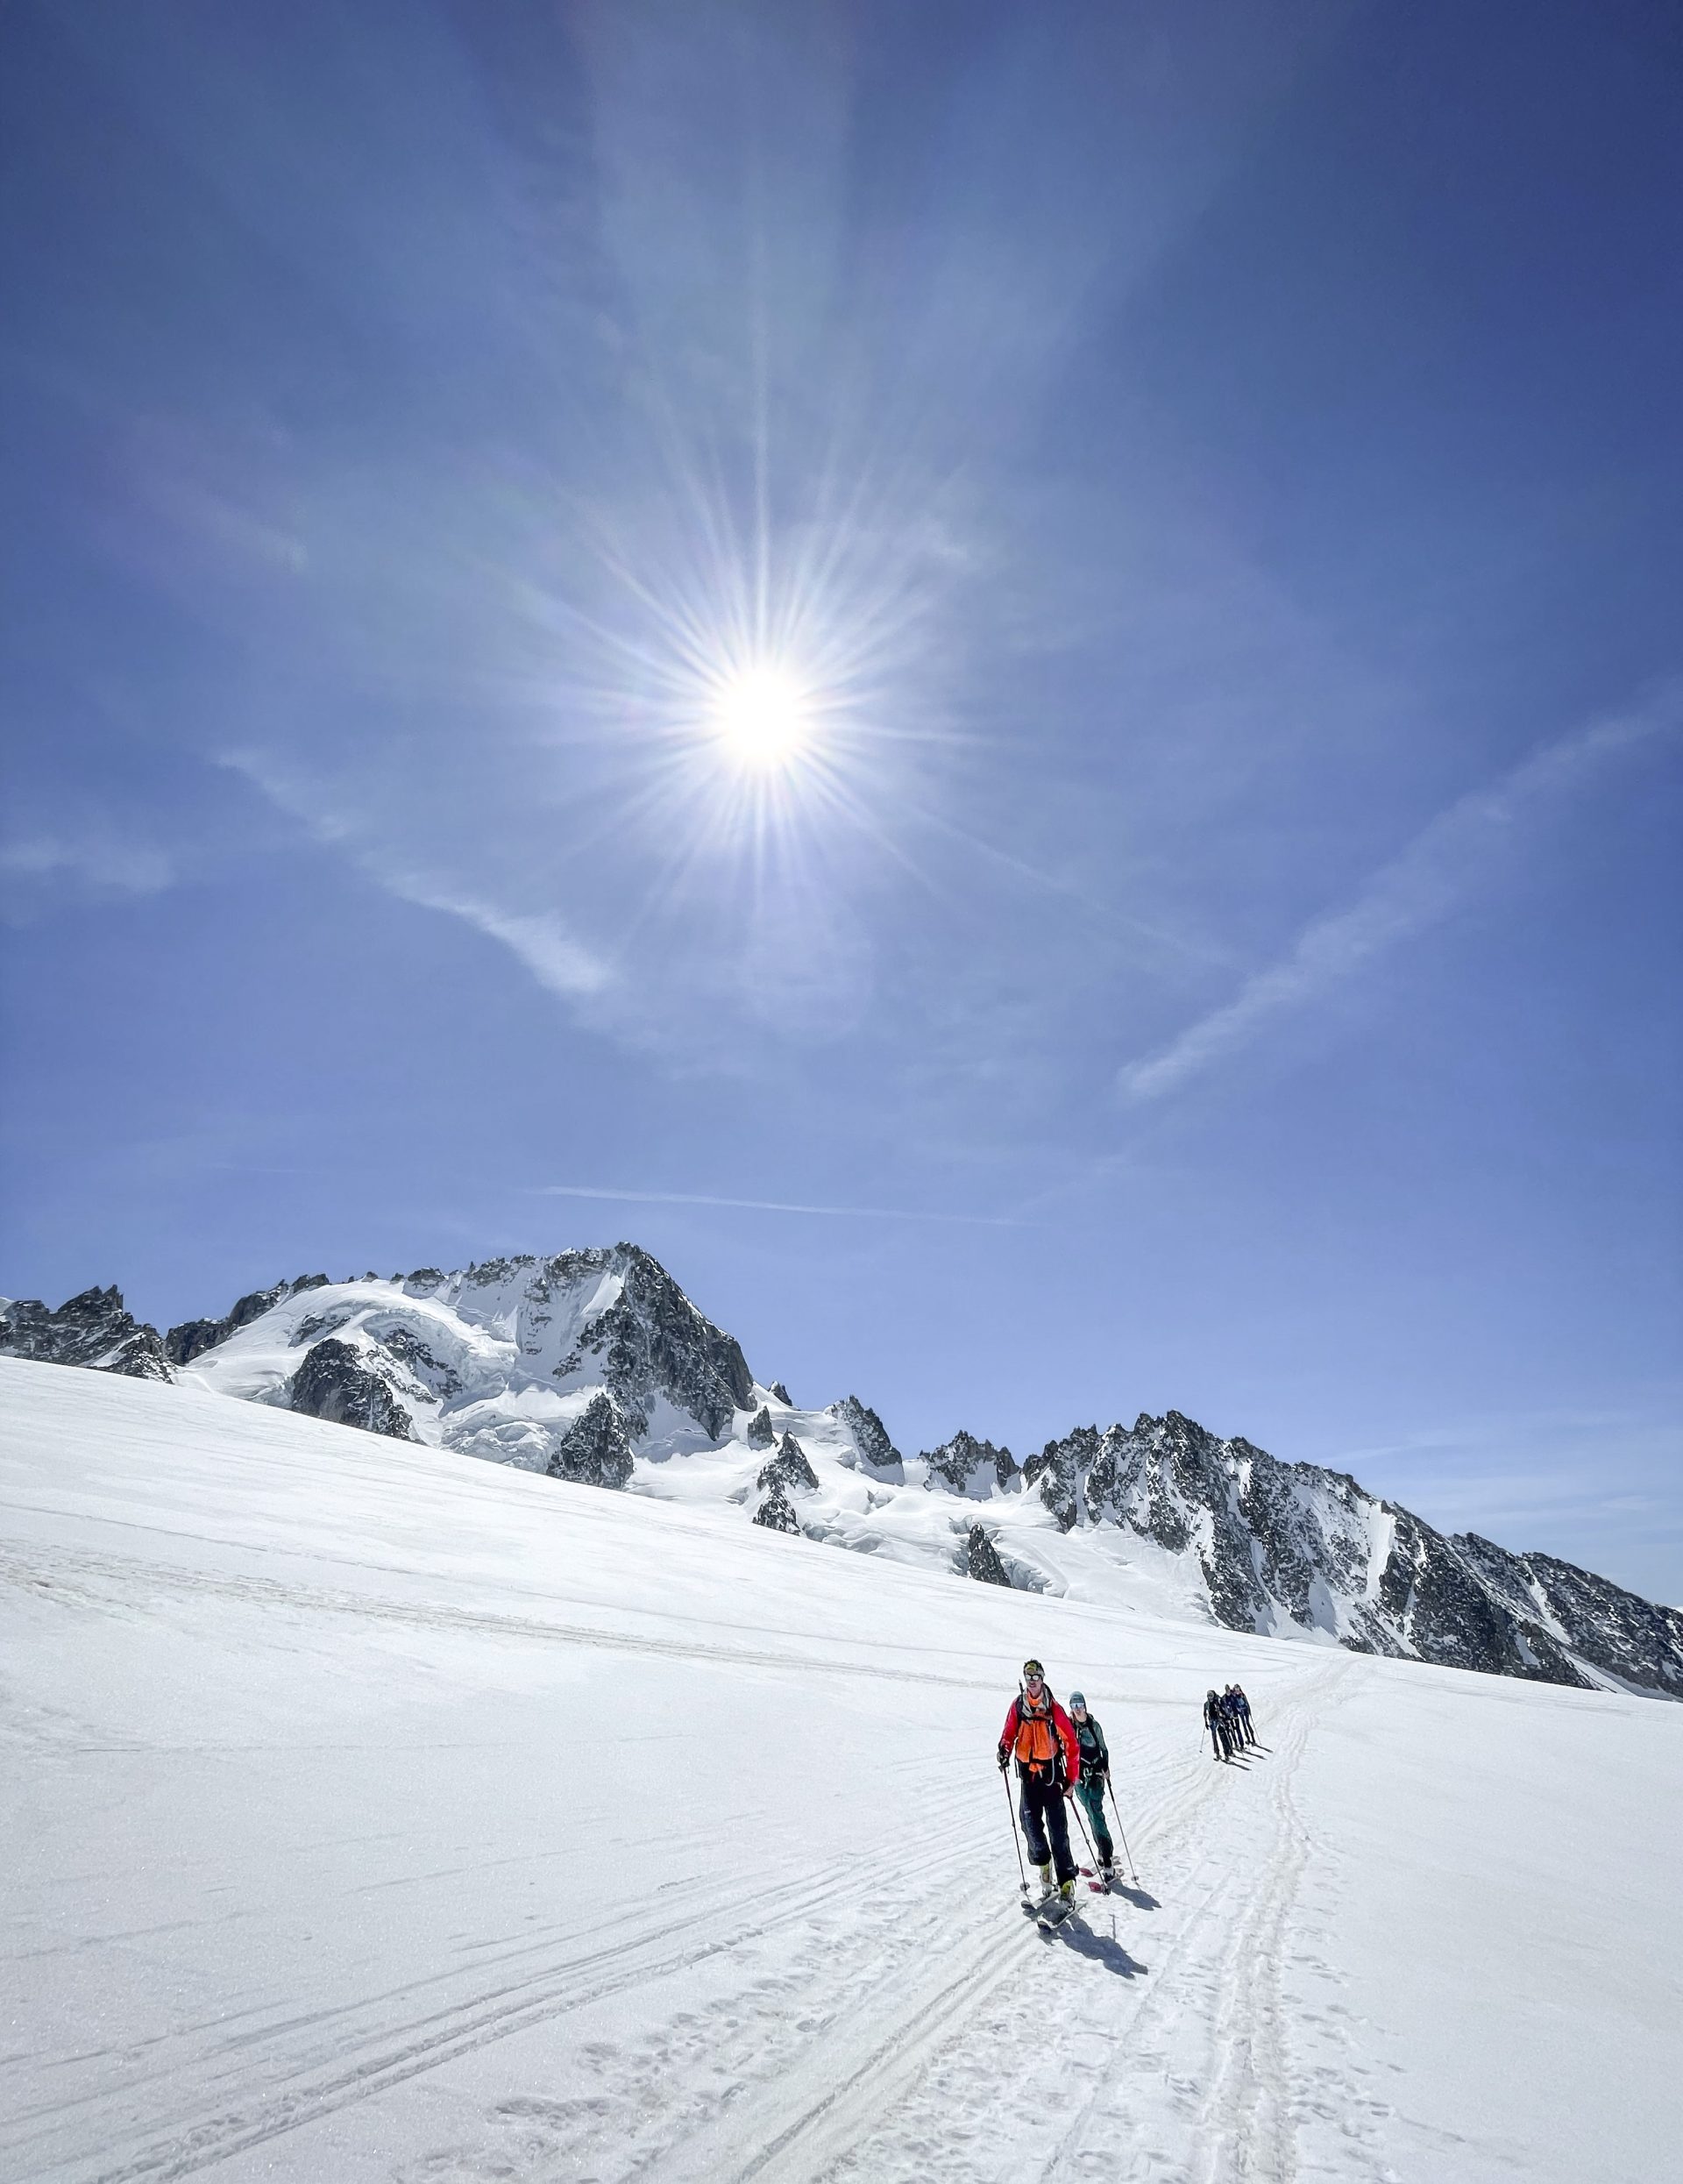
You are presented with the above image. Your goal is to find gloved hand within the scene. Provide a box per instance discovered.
[997,1749,1009,1772]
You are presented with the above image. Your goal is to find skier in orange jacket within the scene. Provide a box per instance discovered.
[997,1658,1081,1903]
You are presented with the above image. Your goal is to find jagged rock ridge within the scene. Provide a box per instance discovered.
[923,1428,1018,1498]
[5,1258,1679,1703]
[1010,1411,1683,1701]
[0,1287,171,1382]
[167,1276,328,1366]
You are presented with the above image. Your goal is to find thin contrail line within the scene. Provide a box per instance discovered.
[536,1184,1031,1227]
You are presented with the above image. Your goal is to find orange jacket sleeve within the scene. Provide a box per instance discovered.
[1052,1701,1080,1785]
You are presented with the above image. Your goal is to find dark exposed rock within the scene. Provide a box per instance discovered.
[167,1275,329,1366]
[770,1381,792,1405]
[963,1525,1012,1587]
[1022,1425,1097,1531]
[545,1392,635,1490]
[830,1394,905,1482]
[757,1431,818,1496]
[1374,1513,1592,1688]
[1008,1408,1683,1697]
[0,1286,172,1382]
[1452,1534,1683,1699]
[753,1481,802,1534]
[377,1325,464,1399]
[290,1306,358,1348]
[288,1338,413,1439]
[925,1428,1018,1499]
[528,1244,751,1440]
[745,1405,777,1449]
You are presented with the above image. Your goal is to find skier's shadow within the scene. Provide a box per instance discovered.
[1110,1883,1160,1912]
[1054,1920,1147,1978]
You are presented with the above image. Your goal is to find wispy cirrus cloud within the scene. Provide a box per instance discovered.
[1118,684,1682,1102]
[0,830,174,908]
[537,1183,1032,1227]
[221,751,608,1000]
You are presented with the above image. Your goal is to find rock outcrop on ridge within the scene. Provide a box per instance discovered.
[827,1395,905,1482]
[757,1432,818,1496]
[289,1337,415,1440]
[167,1276,329,1366]
[963,1525,1012,1587]
[6,1251,1679,1702]
[924,1429,1019,1498]
[546,1392,635,1490]
[0,1286,171,1381]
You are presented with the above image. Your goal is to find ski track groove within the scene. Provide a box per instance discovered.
[6,1534,1367,2184]
[531,1654,1340,2184]
[20,1841,964,2184]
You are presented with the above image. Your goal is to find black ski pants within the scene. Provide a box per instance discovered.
[1017,1765,1076,1882]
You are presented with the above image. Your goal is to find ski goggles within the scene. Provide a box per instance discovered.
[1022,1660,1045,1680]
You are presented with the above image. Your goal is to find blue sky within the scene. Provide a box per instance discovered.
[3,1,1679,1598]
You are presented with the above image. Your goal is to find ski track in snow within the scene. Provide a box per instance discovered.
[4,1362,1679,2184]
[12,1537,1355,2184]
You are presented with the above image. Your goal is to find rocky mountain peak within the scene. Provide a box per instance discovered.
[6,1252,1679,1705]
[0,1286,171,1381]
[827,1395,904,1481]
[923,1428,1018,1499]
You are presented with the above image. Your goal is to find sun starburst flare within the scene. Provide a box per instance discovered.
[707,661,813,771]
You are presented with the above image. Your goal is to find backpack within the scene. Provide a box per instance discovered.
[1012,1686,1066,1779]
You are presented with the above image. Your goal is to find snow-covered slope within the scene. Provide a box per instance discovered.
[6,1252,1680,1701]
[3,1359,1679,2184]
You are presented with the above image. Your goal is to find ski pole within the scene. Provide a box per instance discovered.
[1001,1767,1027,1891]
[1108,1777,1140,1885]
[1068,1786,1097,1868]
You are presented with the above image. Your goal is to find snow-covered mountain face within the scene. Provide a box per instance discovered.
[164,1249,755,1471]
[6,1252,1680,1702]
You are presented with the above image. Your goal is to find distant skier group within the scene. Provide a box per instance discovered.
[1203,1682,1255,1760]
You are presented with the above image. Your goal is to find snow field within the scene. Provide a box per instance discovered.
[2,1359,1679,2183]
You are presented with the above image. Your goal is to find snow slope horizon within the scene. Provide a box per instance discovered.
[3,1358,1679,2184]
[4,1249,1680,1704]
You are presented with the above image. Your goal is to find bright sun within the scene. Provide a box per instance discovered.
[708,664,812,769]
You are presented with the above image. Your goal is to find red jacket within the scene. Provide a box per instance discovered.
[998,1691,1080,1783]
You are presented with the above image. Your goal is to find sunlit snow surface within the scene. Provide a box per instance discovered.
[3,1359,1678,2184]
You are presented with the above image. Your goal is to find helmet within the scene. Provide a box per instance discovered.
[1069,1690,1086,1708]
[1022,1658,1045,1679]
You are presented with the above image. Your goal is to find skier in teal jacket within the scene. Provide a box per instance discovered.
[1068,1691,1116,1873]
